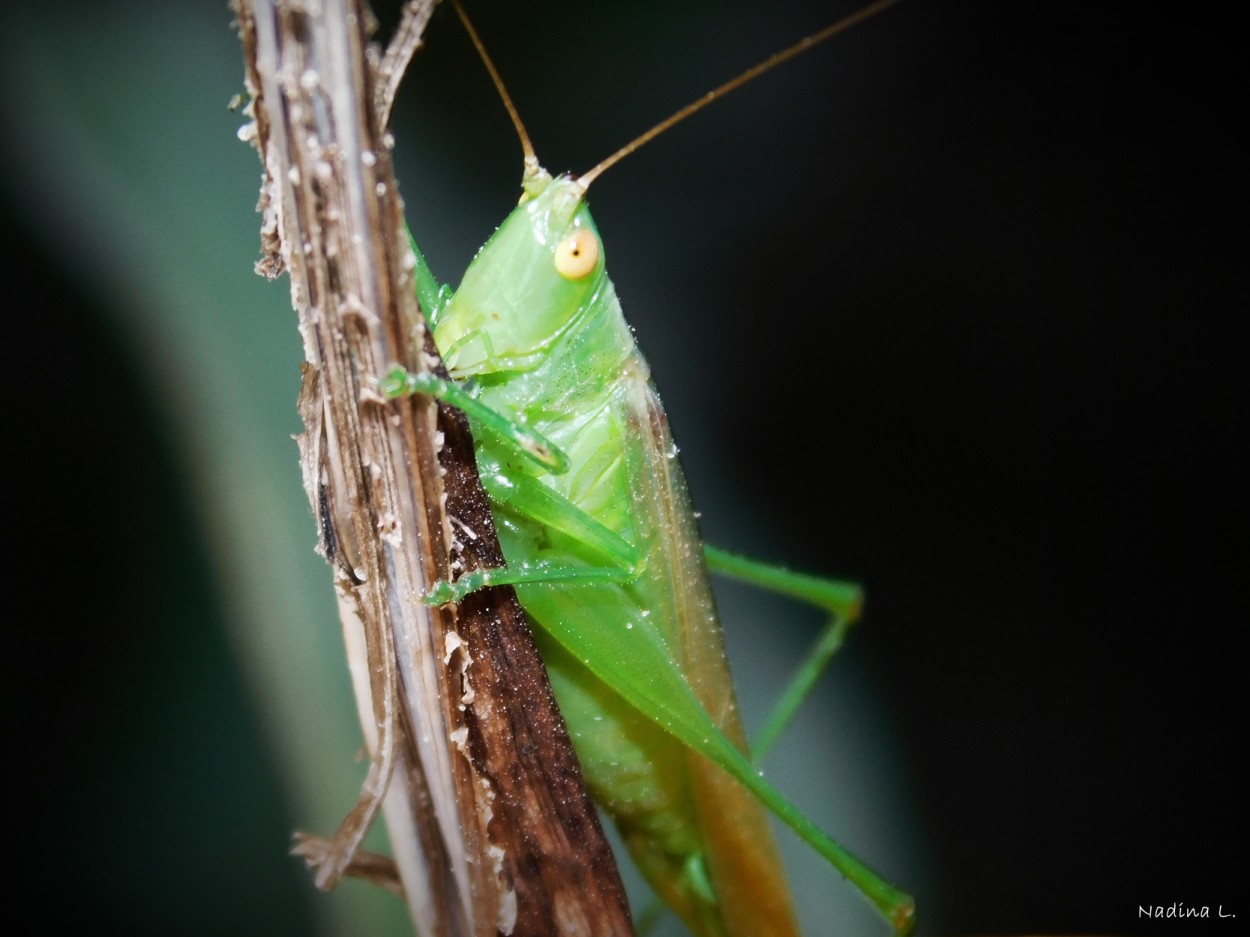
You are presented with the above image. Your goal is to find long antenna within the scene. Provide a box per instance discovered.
[578,0,901,189]
[452,0,543,184]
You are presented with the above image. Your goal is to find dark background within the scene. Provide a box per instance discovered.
[2,1,1241,935]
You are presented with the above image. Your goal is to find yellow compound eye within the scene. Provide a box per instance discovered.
[554,228,600,279]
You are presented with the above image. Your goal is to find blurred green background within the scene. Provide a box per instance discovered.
[2,2,1240,936]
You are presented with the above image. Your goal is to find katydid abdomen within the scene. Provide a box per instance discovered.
[390,172,913,936]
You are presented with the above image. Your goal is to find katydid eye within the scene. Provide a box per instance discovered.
[554,228,599,279]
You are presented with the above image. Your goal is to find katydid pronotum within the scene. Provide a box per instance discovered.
[382,2,914,934]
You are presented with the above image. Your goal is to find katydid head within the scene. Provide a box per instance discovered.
[433,174,605,377]
[437,0,902,377]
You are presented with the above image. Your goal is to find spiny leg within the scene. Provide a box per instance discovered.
[703,545,863,763]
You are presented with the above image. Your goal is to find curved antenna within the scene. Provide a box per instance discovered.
[579,0,901,189]
[453,0,543,184]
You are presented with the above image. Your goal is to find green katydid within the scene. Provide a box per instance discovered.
[382,1,914,934]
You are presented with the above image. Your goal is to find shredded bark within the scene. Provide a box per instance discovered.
[233,1,633,934]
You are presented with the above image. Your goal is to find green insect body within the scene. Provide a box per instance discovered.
[387,168,915,936]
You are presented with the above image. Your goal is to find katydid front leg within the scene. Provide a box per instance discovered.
[380,367,568,473]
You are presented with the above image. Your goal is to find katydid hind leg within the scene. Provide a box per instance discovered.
[519,550,915,934]
[704,545,863,760]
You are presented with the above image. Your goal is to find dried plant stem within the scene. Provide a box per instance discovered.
[234,1,633,934]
